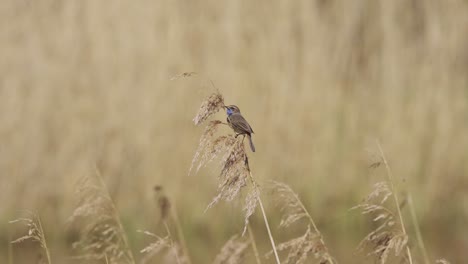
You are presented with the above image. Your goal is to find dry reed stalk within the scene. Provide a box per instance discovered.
[212,234,250,264]
[170,204,193,264]
[267,181,335,264]
[139,186,191,264]
[7,228,13,264]
[376,141,413,264]
[351,181,408,263]
[68,169,135,264]
[191,91,281,264]
[9,213,52,264]
[407,194,430,264]
[139,229,189,264]
[247,224,262,264]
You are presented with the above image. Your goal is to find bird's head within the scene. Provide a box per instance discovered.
[224,105,241,116]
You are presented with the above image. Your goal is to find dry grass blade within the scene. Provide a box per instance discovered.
[193,90,224,126]
[268,181,335,264]
[435,259,451,264]
[213,235,250,264]
[352,181,408,264]
[68,172,135,264]
[10,213,52,264]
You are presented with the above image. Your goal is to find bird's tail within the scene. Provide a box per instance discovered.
[248,135,256,152]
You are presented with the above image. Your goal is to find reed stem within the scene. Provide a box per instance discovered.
[171,203,193,264]
[377,141,413,264]
[247,169,281,264]
[247,223,262,264]
[37,216,52,264]
[164,221,182,264]
[408,194,430,264]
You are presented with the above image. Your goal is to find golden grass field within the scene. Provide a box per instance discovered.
[1,0,468,263]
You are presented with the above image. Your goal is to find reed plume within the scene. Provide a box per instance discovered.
[212,235,250,264]
[149,185,192,264]
[10,213,52,264]
[193,90,224,126]
[351,181,408,264]
[267,181,335,264]
[67,170,135,264]
[138,230,189,264]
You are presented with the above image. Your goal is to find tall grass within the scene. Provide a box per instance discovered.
[1,0,467,263]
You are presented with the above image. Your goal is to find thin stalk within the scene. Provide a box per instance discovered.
[293,192,334,264]
[248,170,281,264]
[171,203,193,264]
[94,168,136,263]
[377,141,413,264]
[8,227,13,264]
[36,216,52,264]
[164,221,182,264]
[247,223,262,264]
[408,194,430,264]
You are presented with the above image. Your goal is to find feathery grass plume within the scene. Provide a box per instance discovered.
[267,181,335,264]
[206,137,249,210]
[170,72,198,80]
[138,230,189,264]
[351,181,408,264]
[267,225,329,264]
[10,213,52,264]
[189,120,229,175]
[376,141,413,264]
[193,90,224,126]
[213,235,250,264]
[68,171,135,264]
[146,185,192,264]
[242,187,259,236]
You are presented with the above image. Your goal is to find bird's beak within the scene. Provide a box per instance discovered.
[222,105,227,109]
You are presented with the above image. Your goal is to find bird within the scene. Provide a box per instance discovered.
[224,105,256,152]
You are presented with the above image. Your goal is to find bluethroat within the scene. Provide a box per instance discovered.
[224,105,256,152]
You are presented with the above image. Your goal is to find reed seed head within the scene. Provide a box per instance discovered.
[193,90,224,126]
[138,230,189,264]
[68,173,134,264]
[206,138,249,210]
[352,182,409,264]
[213,235,249,264]
[267,225,333,264]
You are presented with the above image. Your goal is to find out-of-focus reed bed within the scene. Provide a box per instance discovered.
[1,0,468,263]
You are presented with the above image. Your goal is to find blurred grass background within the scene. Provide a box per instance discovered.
[1,0,468,263]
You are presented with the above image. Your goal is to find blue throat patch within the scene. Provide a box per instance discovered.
[226,108,233,116]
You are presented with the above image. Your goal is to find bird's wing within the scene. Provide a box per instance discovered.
[230,114,254,134]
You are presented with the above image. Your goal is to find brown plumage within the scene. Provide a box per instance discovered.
[225,105,256,152]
